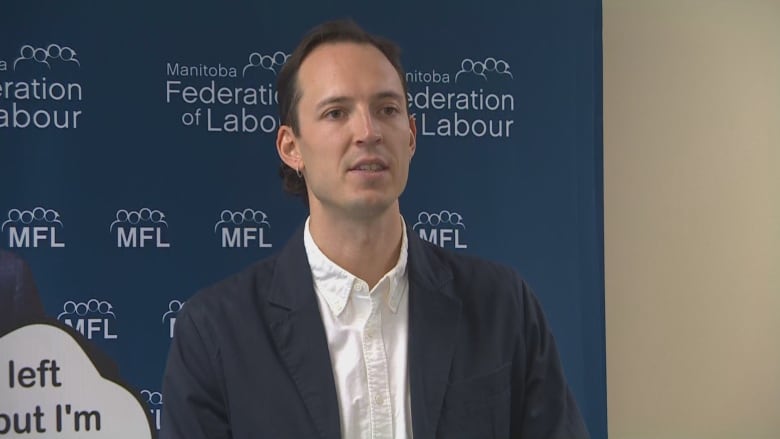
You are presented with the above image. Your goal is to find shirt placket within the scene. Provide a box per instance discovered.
[357,280,393,439]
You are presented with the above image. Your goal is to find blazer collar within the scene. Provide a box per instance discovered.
[406,226,462,439]
[265,225,341,439]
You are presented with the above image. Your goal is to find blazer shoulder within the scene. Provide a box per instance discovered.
[424,240,526,290]
[412,238,535,313]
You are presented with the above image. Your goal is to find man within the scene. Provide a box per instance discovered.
[162,20,589,439]
[0,250,46,335]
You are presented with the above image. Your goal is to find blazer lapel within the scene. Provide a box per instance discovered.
[407,231,462,439]
[265,227,341,439]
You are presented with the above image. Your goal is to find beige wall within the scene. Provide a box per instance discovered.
[603,1,780,438]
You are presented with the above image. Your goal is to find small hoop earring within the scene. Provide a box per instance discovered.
[295,164,302,178]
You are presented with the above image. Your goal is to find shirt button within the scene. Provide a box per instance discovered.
[375,394,384,405]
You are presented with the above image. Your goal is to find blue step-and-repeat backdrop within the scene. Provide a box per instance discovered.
[1,0,606,437]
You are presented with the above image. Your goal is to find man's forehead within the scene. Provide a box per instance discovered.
[296,42,403,99]
[301,41,387,67]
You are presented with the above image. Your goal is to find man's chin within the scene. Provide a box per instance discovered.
[346,197,397,220]
[308,189,400,221]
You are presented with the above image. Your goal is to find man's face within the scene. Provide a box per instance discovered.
[278,42,416,220]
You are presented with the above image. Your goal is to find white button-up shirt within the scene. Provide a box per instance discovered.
[304,218,411,439]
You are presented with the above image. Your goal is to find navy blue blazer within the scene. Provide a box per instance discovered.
[161,227,589,439]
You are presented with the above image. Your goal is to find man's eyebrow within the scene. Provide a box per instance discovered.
[315,91,404,110]
[373,91,404,102]
[315,95,351,110]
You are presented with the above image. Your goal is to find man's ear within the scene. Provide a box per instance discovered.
[276,125,302,170]
[408,115,417,158]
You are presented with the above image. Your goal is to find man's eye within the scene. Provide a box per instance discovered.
[324,109,345,119]
[381,106,400,116]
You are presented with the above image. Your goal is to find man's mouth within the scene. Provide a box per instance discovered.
[350,159,388,172]
[353,163,386,171]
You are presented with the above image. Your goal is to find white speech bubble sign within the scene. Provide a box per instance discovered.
[0,324,153,438]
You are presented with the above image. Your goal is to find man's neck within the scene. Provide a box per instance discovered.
[308,205,404,289]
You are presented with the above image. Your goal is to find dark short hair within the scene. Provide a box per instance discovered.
[276,19,409,203]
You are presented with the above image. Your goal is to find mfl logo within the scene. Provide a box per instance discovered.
[242,51,290,77]
[140,390,162,432]
[110,208,170,248]
[454,57,513,82]
[162,300,184,339]
[140,390,162,431]
[2,207,65,248]
[57,299,118,340]
[214,209,272,248]
[12,44,81,71]
[413,210,468,249]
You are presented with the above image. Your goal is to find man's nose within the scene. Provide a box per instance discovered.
[354,108,382,145]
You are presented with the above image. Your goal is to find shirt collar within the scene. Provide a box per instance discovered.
[303,217,408,316]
